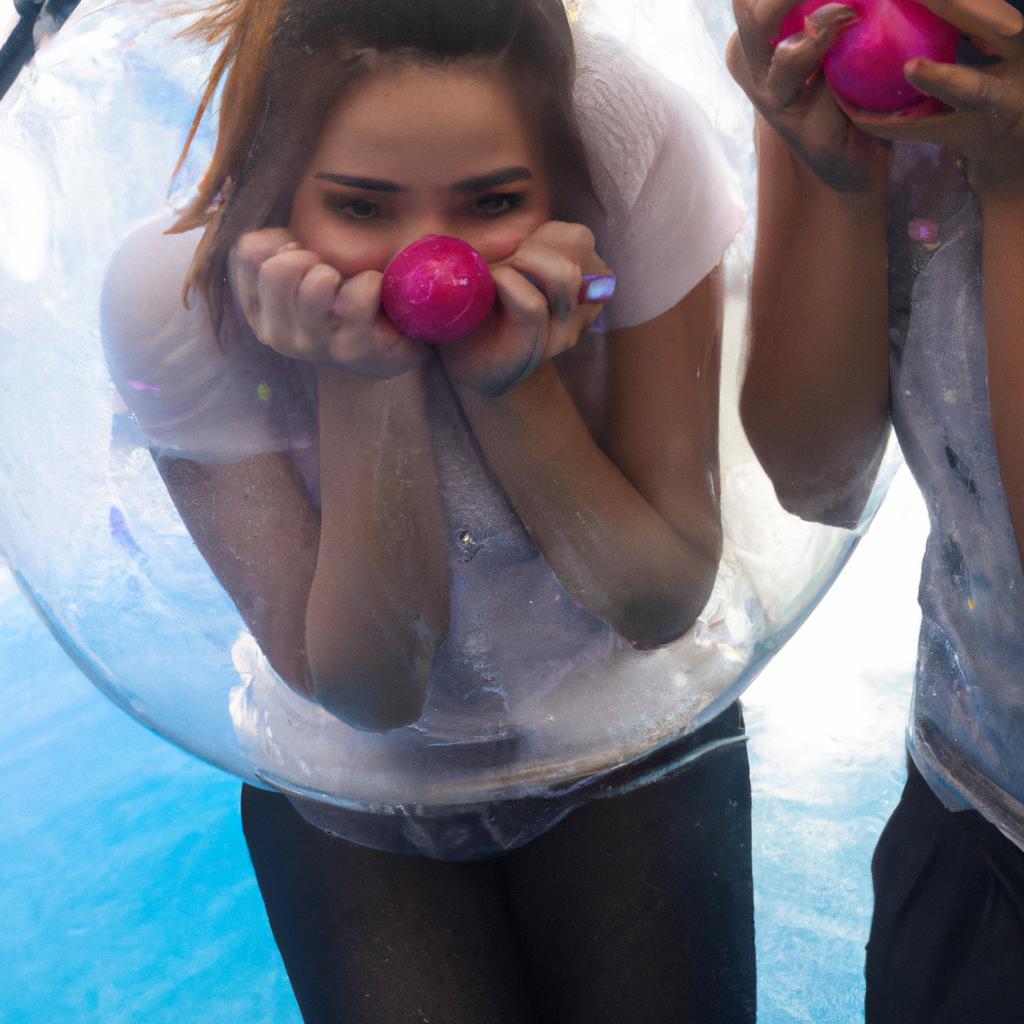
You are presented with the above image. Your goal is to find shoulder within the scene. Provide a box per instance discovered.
[100,213,312,462]
[572,30,727,219]
[102,212,204,343]
[572,31,744,328]
[572,32,670,215]
[100,211,213,385]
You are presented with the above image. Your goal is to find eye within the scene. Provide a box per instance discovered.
[325,196,382,221]
[472,192,526,217]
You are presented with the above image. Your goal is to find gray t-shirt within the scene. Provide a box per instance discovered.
[889,142,1024,849]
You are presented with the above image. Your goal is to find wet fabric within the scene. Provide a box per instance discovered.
[887,142,1024,849]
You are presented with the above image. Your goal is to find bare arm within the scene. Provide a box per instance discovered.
[604,268,724,571]
[108,219,449,732]
[222,231,451,731]
[157,366,450,733]
[305,365,450,731]
[981,189,1024,560]
[726,0,898,525]
[104,223,324,703]
[450,273,724,648]
[155,452,320,696]
[740,118,891,526]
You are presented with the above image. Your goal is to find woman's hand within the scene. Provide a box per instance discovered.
[727,0,891,191]
[437,221,613,396]
[845,0,1024,199]
[228,227,431,377]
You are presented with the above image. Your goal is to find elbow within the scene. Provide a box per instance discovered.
[305,616,438,733]
[300,573,454,729]
[757,451,884,530]
[772,485,871,530]
[740,408,888,530]
[310,667,429,733]
[612,538,721,650]
[617,597,709,650]
[303,569,446,731]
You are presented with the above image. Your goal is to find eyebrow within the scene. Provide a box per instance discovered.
[314,166,534,195]
[450,167,533,194]
[315,173,402,193]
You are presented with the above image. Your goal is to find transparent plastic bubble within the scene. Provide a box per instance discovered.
[0,0,895,859]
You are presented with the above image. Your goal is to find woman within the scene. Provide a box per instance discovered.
[102,1,754,1020]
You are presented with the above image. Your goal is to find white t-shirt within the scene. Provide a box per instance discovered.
[102,30,744,738]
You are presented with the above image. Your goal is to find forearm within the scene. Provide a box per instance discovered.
[308,365,450,730]
[604,273,724,567]
[741,118,891,526]
[452,364,718,647]
[981,186,1024,563]
[155,453,319,696]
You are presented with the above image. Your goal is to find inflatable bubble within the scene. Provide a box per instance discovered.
[0,0,896,859]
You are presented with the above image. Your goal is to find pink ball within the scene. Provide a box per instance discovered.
[777,0,960,112]
[380,236,497,344]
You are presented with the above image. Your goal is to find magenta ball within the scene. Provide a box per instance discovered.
[778,0,959,112]
[380,236,497,344]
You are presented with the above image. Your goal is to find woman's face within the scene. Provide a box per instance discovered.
[288,61,553,273]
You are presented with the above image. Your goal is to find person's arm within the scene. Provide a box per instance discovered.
[725,0,897,527]
[604,269,723,568]
[156,366,451,734]
[155,452,320,696]
[982,188,1024,559]
[740,118,891,526]
[222,230,452,731]
[100,218,321,701]
[105,218,448,733]
[304,364,450,731]
[450,271,724,649]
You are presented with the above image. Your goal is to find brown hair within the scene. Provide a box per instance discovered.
[172,0,597,327]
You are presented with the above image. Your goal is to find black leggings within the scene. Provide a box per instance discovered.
[867,758,1024,1024]
[242,705,755,1024]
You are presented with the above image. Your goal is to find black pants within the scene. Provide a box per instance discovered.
[242,704,755,1024]
[866,759,1024,1024]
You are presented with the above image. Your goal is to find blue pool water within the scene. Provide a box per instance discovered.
[0,471,926,1023]
[0,575,301,1023]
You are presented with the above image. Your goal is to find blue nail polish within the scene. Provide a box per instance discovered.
[579,274,616,303]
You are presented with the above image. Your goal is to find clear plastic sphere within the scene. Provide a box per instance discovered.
[0,0,895,857]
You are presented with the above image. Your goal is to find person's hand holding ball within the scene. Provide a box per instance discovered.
[380,236,497,344]
[776,0,960,112]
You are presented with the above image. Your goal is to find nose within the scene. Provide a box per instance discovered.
[392,215,453,259]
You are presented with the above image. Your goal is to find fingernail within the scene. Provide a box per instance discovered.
[903,56,927,80]
[579,274,617,304]
[330,295,345,318]
[807,3,860,30]
[811,3,860,19]
[276,241,302,255]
